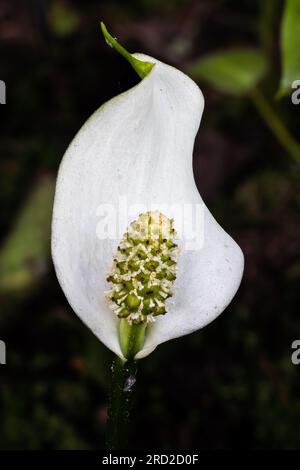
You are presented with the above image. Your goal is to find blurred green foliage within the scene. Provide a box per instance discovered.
[0,0,300,450]
[279,0,300,96]
[48,1,80,37]
[0,176,54,295]
[186,0,300,164]
[187,49,268,95]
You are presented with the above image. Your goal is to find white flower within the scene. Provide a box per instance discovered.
[51,27,244,360]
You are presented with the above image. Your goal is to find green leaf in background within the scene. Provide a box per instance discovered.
[0,176,55,294]
[278,0,300,97]
[187,48,268,96]
[48,0,80,37]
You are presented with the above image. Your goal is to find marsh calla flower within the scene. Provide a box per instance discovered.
[52,25,244,360]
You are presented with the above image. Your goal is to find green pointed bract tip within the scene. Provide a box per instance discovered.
[100,21,154,79]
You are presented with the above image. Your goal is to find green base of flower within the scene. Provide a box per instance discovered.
[119,319,147,360]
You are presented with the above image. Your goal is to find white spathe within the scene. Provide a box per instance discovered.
[51,54,244,360]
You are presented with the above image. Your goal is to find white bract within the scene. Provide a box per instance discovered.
[52,36,244,360]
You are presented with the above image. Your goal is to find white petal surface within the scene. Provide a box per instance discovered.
[52,54,244,359]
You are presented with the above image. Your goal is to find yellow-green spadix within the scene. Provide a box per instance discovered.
[51,24,244,360]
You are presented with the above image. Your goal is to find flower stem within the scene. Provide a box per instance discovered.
[106,356,137,449]
[251,87,300,164]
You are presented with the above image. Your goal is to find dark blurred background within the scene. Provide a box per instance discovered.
[1,0,300,449]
